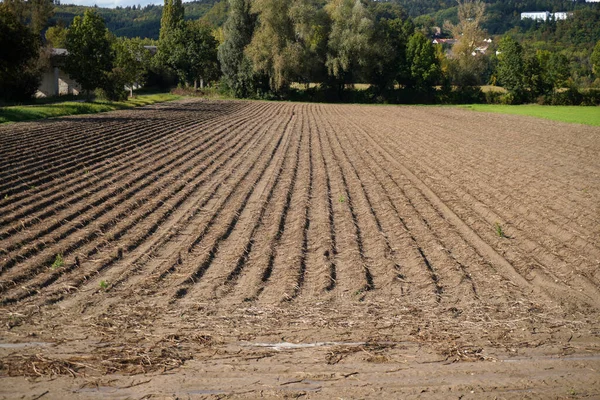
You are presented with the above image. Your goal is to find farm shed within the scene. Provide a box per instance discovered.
[35,48,81,98]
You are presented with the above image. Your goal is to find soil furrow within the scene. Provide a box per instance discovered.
[0,106,264,281]
[35,103,281,308]
[172,110,293,300]
[188,107,302,302]
[0,104,276,305]
[0,102,262,232]
[0,103,265,267]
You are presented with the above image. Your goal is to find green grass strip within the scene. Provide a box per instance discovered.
[461,104,600,127]
[0,93,181,124]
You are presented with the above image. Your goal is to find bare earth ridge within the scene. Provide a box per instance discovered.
[0,99,599,398]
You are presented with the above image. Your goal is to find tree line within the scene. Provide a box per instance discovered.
[2,0,600,105]
[217,0,600,104]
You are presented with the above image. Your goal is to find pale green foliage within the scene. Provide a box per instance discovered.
[113,37,152,96]
[288,0,330,84]
[51,254,64,269]
[444,0,487,87]
[245,0,326,92]
[159,0,184,42]
[45,23,68,48]
[246,0,294,91]
[445,0,486,59]
[591,40,600,76]
[325,0,374,81]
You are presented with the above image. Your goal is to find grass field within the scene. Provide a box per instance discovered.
[463,104,600,126]
[0,93,180,124]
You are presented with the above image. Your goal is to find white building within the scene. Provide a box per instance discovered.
[521,11,551,21]
[36,49,81,98]
[520,11,571,21]
[553,12,569,20]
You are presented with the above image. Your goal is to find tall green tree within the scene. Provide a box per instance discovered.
[325,0,374,86]
[537,50,569,92]
[367,2,413,93]
[245,0,326,93]
[406,31,440,93]
[522,52,545,98]
[218,0,257,97]
[64,10,115,99]
[287,0,330,86]
[159,0,184,42]
[591,40,600,77]
[156,0,185,83]
[162,20,220,88]
[0,3,42,102]
[113,37,152,97]
[496,35,525,101]
[245,0,293,92]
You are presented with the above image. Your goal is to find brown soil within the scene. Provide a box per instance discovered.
[0,99,599,399]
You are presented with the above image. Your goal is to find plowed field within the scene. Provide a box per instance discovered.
[1,99,599,398]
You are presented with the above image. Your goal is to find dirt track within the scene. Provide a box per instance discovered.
[1,99,599,398]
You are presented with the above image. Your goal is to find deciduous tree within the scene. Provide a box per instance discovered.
[218,0,257,97]
[64,10,114,99]
[114,37,152,97]
[0,3,42,102]
[496,35,525,101]
[325,0,374,86]
[162,20,219,88]
[406,31,440,93]
[159,0,184,42]
[367,2,413,93]
[45,22,68,48]
[444,0,487,87]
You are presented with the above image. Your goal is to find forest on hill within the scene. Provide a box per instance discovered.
[49,0,599,42]
[51,0,225,39]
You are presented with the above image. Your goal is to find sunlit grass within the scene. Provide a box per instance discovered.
[0,93,180,124]
[462,104,600,126]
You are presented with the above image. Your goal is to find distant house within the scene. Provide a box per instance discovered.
[473,45,489,55]
[521,11,551,21]
[143,45,157,55]
[552,12,570,20]
[433,38,492,56]
[520,11,571,21]
[432,38,458,45]
[36,49,81,98]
